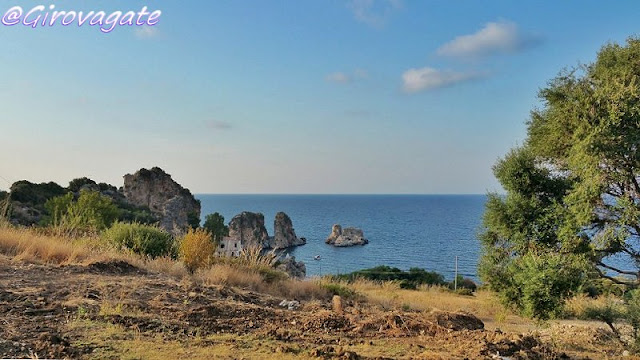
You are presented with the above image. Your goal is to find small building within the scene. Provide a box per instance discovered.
[217,236,242,257]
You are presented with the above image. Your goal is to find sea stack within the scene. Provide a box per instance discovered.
[325,224,368,247]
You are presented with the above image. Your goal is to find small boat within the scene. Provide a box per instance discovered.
[314,255,322,261]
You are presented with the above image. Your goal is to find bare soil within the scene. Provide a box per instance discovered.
[0,255,624,359]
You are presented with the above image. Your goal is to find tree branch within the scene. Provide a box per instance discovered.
[597,261,638,276]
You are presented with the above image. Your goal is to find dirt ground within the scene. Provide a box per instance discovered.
[0,255,629,359]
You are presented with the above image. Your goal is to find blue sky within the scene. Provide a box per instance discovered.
[1,0,639,194]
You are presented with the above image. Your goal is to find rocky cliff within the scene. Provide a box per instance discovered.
[228,211,306,250]
[227,212,270,249]
[326,224,369,247]
[123,167,200,235]
[269,212,306,249]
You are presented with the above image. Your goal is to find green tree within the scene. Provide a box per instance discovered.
[481,37,640,320]
[203,212,228,244]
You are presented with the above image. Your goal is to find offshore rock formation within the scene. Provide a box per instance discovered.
[123,167,201,236]
[228,211,306,250]
[227,212,270,249]
[326,224,369,247]
[269,212,306,249]
[276,255,307,279]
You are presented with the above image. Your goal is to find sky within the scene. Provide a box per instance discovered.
[0,1,639,194]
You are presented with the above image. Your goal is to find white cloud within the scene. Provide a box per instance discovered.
[135,26,159,39]
[348,0,403,28]
[326,69,369,84]
[401,67,482,93]
[436,20,541,58]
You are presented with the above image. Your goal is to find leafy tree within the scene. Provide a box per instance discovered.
[203,212,229,244]
[480,38,640,321]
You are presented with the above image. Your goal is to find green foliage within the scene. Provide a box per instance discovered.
[187,211,201,229]
[10,180,66,206]
[320,282,358,300]
[627,290,640,345]
[335,265,446,289]
[116,202,158,225]
[102,222,175,258]
[68,177,97,192]
[481,37,640,323]
[203,212,229,244]
[44,190,120,233]
[451,275,478,292]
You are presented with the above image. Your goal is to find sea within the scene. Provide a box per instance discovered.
[197,194,486,281]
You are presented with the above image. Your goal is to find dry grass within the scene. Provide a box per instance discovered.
[195,263,329,300]
[0,226,104,265]
[345,278,527,330]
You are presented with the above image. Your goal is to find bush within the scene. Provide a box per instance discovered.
[320,282,358,300]
[102,222,174,258]
[45,190,120,233]
[335,265,446,289]
[179,228,214,273]
[449,275,478,292]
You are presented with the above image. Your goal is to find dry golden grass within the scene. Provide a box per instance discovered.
[0,226,103,265]
[196,263,329,300]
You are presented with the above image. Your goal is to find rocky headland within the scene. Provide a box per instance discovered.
[123,167,201,236]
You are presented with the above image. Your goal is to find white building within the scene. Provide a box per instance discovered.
[217,236,242,257]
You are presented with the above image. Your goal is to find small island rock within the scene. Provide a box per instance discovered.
[326,224,368,247]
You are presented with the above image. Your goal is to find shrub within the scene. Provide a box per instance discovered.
[335,265,446,289]
[179,228,214,273]
[45,190,120,234]
[320,282,358,300]
[102,222,174,258]
[449,275,478,292]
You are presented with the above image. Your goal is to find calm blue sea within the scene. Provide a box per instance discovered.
[197,194,486,281]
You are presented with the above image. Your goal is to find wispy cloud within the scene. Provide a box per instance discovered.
[402,67,484,93]
[326,69,369,84]
[347,0,403,28]
[207,120,233,131]
[436,20,542,58]
[135,26,159,39]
